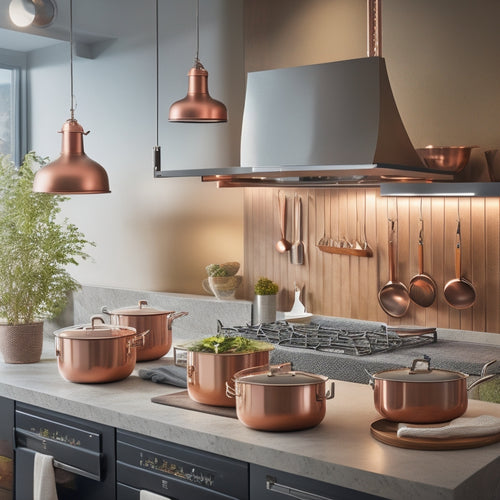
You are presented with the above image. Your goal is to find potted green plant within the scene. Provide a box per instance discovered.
[0,152,93,363]
[253,277,279,324]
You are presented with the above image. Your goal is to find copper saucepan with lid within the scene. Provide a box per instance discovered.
[102,300,188,361]
[226,363,335,431]
[54,315,149,383]
[367,357,497,423]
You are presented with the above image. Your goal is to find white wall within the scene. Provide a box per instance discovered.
[28,0,245,294]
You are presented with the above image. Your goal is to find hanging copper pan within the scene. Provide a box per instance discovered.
[443,220,476,309]
[378,220,410,317]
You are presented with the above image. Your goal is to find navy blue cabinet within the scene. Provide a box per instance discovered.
[0,397,14,500]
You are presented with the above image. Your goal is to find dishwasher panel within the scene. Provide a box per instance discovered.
[116,429,249,500]
[14,403,115,500]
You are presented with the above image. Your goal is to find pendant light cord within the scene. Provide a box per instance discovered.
[153,0,161,171]
[155,0,159,146]
[69,0,74,120]
[195,0,200,66]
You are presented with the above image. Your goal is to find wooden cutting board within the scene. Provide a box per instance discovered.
[370,419,500,450]
[152,390,237,419]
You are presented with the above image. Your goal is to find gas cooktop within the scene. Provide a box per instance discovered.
[217,321,437,357]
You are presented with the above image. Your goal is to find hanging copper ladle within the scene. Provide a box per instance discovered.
[275,191,291,253]
[444,220,476,309]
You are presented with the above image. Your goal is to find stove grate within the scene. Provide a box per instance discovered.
[217,321,437,356]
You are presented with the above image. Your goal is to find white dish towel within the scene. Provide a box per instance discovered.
[397,415,500,439]
[33,452,58,500]
[140,490,172,500]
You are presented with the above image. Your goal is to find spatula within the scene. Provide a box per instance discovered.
[290,194,304,265]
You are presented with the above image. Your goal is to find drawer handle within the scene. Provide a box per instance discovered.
[53,459,101,482]
[266,476,333,500]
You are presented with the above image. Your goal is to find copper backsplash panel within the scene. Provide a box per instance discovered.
[243,188,500,334]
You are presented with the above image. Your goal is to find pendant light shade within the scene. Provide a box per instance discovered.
[168,0,227,123]
[169,61,227,123]
[33,119,110,194]
[9,0,56,28]
[32,0,110,194]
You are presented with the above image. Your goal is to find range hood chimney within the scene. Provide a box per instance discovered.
[155,0,452,187]
[239,56,430,177]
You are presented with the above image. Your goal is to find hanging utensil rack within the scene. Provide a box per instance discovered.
[317,244,373,257]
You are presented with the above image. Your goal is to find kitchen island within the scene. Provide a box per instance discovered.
[0,356,499,500]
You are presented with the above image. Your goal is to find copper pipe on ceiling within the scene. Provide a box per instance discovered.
[367,0,382,57]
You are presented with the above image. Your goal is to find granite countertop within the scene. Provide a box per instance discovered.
[1,355,500,500]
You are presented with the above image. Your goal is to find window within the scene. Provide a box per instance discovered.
[0,67,18,163]
[0,49,27,167]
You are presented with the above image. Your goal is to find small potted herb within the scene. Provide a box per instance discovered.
[253,277,279,324]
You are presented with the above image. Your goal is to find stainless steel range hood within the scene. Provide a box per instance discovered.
[156,57,452,187]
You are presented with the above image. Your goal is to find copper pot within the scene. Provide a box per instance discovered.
[226,364,334,431]
[102,300,188,361]
[368,358,497,423]
[174,345,273,407]
[54,316,149,383]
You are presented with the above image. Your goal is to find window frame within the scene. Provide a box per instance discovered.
[0,48,27,166]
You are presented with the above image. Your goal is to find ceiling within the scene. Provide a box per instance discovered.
[0,0,120,54]
[0,26,61,51]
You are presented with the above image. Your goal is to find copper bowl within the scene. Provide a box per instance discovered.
[416,145,478,174]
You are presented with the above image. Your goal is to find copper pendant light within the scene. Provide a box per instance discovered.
[168,0,227,123]
[33,0,110,194]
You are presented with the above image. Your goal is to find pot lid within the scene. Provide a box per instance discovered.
[104,300,172,316]
[237,368,327,386]
[54,316,137,340]
[373,358,467,382]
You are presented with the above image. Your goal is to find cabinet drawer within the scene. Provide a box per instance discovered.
[117,429,248,500]
[250,464,387,500]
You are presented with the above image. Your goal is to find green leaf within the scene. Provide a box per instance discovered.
[0,152,94,324]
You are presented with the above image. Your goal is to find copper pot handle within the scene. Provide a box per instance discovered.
[126,330,150,355]
[467,360,497,391]
[316,380,335,401]
[187,365,195,383]
[55,337,62,361]
[168,311,189,322]
[365,369,375,388]
[225,381,240,399]
[85,315,106,331]
[173,346,187,367]
[130,330,149,348]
